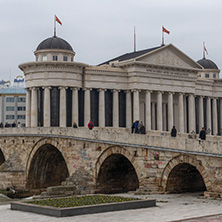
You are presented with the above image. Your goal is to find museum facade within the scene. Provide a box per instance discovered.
[19,35,222,135]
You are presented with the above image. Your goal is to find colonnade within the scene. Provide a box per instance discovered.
[26,87,221,135]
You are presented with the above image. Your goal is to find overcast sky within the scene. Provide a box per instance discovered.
[1,0,222,81]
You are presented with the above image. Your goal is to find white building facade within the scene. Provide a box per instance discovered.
[0,83,26,126]
[19,36,222,135]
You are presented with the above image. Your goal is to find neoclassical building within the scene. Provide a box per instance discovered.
[19,35,222,135]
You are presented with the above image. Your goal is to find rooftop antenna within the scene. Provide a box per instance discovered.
[134,26,136,52]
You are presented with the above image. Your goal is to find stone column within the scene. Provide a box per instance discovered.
[43,86,51,127]
[178,93,184,133]
[151,103,156,130]
[168,92,174,131]
[59,87,66,127]
[133,90,140,122]
[84,88,91,127]
[213,98,218,135]
[199,96,204,131]
[31,87,38,127]
[98,89,105,127]
[145,90,151,131]
[206,97,211,135]
[113,90,119,127]
[157,91,162,131]
[25,88,31,127]
[72,88,79,125]
[220,99,222,135]
[188,94,195,133]
[126,90,132,128]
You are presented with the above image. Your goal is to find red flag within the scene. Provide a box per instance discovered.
[204,46,208,55]
[162,26,170,34]
[55,15,62,25]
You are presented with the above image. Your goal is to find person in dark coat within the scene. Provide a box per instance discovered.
[73,122,78,128]
[5,122,9,127]
[199,127,206,140]
[140,124,146,134]
[171,126,177,137]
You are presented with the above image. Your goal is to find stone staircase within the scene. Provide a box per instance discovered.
[134,177,164,195]
[37,167,95,199]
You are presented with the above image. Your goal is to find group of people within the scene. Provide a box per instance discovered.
[72,120,95,130]
[131,120,146,134]
[0,122,22,128]
[73,120,207,140]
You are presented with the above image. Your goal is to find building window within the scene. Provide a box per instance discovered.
[17,97,26,102]
[53,55,58,61]
[205,74,209,78]
[6,106,14,111]
[63,56,68,61]
[6,97,14,102]
[43,56,47,61]
[18,106,26,111]
[6,115,14,119]
[17,115,25,119]
[213,73,217,78]
[197,74,201,77]
[71,58,73,62]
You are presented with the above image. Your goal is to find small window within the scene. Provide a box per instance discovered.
[213,73,217,78]
[43,56,47,61]
[205,74,209,78]
[6,97,14,102]
[63,56,68,61]
[53,56,58,61]
[71,58,73,62]
[6,106,14,111]
[17,97,26,102]
[17,115,25,119]
[197,74,201,77]
[18,106,26,111]
[6,115,14,119]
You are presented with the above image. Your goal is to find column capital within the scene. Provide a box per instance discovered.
[145,90,152,93]
[71,87,80,91]
[132,89,141,92]
[97,88,106,92]
[179,92,185,96]
[168,91,174,95]
[112,89,120,93]
[42,86,52,90]
[157,91,163,95]
[83,87,92,91]
[58,86,68,90]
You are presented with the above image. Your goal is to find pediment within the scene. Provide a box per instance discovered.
[136,44,202,69]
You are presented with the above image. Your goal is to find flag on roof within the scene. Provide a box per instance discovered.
[162,26,170,34]
[55,15,62,25]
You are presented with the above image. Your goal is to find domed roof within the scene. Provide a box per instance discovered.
[36,36,73,51]
[197,58,218,69]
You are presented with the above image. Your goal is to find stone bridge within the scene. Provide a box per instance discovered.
[0,127,222,198]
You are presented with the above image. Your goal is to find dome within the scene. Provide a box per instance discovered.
[197,58,218,69]
[36,36,73,51]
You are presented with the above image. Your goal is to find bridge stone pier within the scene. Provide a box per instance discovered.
[0,127,222,198]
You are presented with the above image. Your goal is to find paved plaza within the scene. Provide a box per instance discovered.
[1,193,222,222]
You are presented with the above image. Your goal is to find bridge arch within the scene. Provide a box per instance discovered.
[26,138,69,189]
[95,146,140,193]
[161,155,209,193]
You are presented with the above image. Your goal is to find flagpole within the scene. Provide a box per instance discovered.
[134,26,136,52]
[203,41,205,59]
[54,15,56,37]
[162,26,164,45]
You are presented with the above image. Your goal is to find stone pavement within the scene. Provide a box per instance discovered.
[1,193,222,222]
[172,214,222,221]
